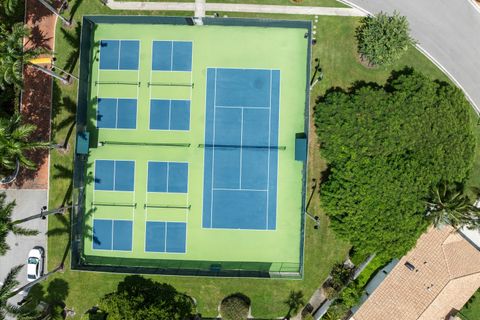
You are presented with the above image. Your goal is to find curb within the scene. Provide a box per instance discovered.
[467,0,480,14]
[334,0,480,116]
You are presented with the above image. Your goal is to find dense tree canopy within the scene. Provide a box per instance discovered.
[315,70,476,258]
[98,276,195,320]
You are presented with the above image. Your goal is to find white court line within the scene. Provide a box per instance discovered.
[168,100,172,130]
[213,188,267,192]
[170,41,174,71]
[239,108,244,189]
[114,99,119,128]
[110,220,114,250]
[112,161,117,191]
[215,105,270,110]
[266,70,272,230]
[117,40,122,70]
[164,221,168,252]
[166,162,170,192]
[210,69,218,228]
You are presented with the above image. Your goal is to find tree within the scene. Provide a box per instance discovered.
[0,0,18,16]
[97,275,195,320]
[315,69,476,259]
[356,11,415,66]
[220,293,250,320]
[0,265,38,320]
[0,23,40,89]
[426,181,480,229]
[0,192,38,255]
[283,290,304,319]
[0,113,49,175]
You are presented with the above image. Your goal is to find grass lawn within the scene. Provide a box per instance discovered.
[43,1,474,318]
[460,290,480,320]
[116,0,348,8]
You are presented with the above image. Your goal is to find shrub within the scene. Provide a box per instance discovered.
[338,281,363,308]
[220,293,251,320]
[356,11,414,66]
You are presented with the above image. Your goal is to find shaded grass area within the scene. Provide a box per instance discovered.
[43,2,477,319]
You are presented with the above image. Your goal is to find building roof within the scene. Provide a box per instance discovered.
[351,226,480,320]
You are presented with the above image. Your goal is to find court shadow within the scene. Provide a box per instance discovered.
[20,278,69,317]
[67,0,84,22]
[60,22,82,74]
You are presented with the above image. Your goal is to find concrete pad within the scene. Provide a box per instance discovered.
[0,190,48,302]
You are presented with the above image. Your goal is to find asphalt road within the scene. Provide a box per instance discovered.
[0,190,48,304]
[344,0,480,114]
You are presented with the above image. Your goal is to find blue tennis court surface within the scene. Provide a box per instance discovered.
[99,40,139,70]
[152,40,192,72]
[97,98,137,129]
[145,221,187,253]
[93,219,133,251]
[148,161,188,193]
[94,160,135,191]
[203,68,280,230]
[149,99,190,131]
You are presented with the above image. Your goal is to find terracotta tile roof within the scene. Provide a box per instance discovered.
[352,226,480,320]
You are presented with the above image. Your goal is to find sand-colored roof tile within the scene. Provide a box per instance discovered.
[352,226,480,320]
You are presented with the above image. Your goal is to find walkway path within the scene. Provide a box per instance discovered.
[106,0,366,16]
[195,0,206,17]
[343,0,480,114]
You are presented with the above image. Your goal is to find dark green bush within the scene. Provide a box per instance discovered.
[220,293,251,320]
[356,11,414,66]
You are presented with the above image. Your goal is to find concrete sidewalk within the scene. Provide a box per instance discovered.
[106,0,366,16]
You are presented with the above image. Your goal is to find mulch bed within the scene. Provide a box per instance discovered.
[1,0,60,190]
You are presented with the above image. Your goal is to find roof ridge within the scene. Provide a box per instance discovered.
[417,272,480,319]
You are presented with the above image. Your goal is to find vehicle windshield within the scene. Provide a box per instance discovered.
[28,257,38,264]
[27,274,36,279]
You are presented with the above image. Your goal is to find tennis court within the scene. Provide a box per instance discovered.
[78,18,310,276]
[203,68,280,230]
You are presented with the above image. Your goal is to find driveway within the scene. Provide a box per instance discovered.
[344,0,480,114]
[0,189,48,304]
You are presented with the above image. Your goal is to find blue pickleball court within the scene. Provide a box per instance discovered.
[97,98,137,129]
[145,221,187,253]
[152,40,192,72]
[202,68,280,230]
[147,161,188,193]
[94,160,135,191]
[149,99,190,131]
[99,40,139,70]
[93,219,133,251]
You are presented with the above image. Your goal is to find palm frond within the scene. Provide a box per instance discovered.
[10,224,39,236]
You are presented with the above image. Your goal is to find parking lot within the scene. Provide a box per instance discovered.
[0,189,48,301]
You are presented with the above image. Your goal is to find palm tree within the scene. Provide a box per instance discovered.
[0,113,49,177]
[0,265,38,320]
[0,0,19,16]
[426,181,480,229]
[283,290,305,319]
[0,23,40,89]
[0,192,38,255]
